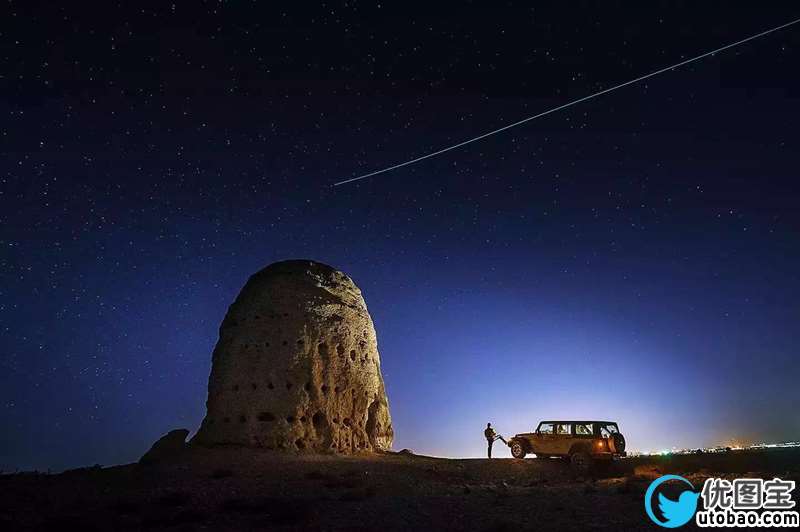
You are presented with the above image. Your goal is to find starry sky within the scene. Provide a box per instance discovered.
[2,2,800,471]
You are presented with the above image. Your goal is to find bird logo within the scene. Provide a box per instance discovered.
[644,474,700,528]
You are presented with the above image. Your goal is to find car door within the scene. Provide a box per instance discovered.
[533,422,556,455]
[552,423,573,455]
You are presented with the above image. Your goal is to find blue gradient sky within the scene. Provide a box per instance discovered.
[2,3,799,470]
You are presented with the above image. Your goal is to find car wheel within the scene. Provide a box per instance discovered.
[510,440,527,459]
[612,432,626,453]
[570,451,592,472]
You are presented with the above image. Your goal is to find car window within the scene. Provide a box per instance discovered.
[575,424,592,435]
[538,423,554,434]
[555,424,570,435]
[599,423,618,437]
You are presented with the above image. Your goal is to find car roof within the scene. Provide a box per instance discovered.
[538,420,617,425]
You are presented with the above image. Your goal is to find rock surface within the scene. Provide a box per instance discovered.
[140,429,189,465]
[192,260,393,453]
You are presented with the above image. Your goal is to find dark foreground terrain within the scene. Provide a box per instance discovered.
[2,447,798,531]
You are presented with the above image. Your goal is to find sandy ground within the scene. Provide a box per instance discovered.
[1,447,798,531]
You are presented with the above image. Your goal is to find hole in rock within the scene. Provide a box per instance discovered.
[282,340,288,346]
[334,386,340,394]
[350,350,357,362]
[336,344,345,356]
[286,415,295,423]
[286,381,293,390]
[312,411,333,448]
[267,382,274,389]
[321,385,329,394]
[304,382,311,392]
[257,412,275,422]
[343,418,352,427]
[295,439,306,449]
[297,339,304,345]
[251,383,257,390]
[300,416,307,422]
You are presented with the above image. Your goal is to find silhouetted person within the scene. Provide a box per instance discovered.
[484,422,506,458]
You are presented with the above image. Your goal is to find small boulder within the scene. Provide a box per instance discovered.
[139,429,189,465]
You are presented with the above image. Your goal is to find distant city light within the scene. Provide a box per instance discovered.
[626,441,800,457]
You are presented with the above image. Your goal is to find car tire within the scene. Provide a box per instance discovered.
[570,451,592,473]
[510,440,527,459]
[612,432,626,453]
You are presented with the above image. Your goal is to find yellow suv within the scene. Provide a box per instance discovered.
[508,420,626,470]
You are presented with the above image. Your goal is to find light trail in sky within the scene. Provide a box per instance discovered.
[334,17,800,187]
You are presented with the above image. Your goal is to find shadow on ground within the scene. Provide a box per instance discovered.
[1,447,798,531]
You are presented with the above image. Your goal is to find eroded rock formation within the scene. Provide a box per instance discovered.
[192,260,393,453]
[140,429,189,465]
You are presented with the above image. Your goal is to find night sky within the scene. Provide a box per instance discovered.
[2,2,800,472]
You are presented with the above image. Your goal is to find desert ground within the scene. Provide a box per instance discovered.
[2,447,798,531]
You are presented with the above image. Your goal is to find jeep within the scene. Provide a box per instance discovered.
[508,420,626,470]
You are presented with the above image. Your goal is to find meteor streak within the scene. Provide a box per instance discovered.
[334,17,800,187]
